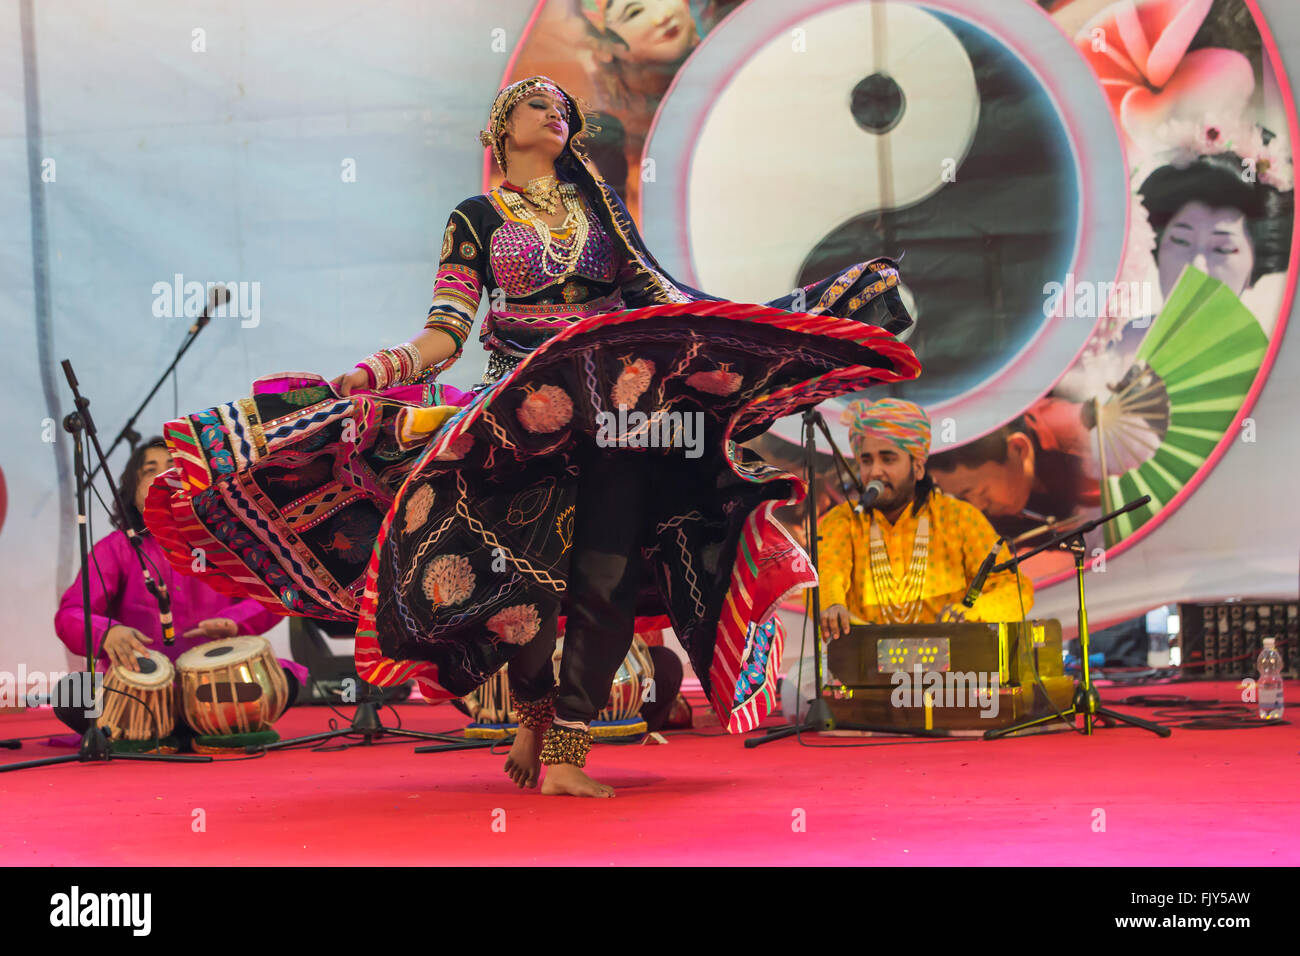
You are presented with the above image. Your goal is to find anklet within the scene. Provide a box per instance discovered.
[510,689,555,731]
[539,725,593,767]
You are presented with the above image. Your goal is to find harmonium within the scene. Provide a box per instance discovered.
[823,621,1074,733]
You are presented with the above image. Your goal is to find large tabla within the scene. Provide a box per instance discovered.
[96,649,176,743]
[176,636,290,736]
[462,635,655,732]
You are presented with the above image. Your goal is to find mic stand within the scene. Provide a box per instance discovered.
[744,408,839,747]
[980,495,1170,740]
[254,681,471,753]
[88,289,224,482]
[1,402,208,772]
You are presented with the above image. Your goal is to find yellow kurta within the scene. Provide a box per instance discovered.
[817,490,1033,624]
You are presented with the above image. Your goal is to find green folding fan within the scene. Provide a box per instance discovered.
[1096,266,1269,547]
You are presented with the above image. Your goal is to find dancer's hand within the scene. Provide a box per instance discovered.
[103,626,153,672]
[821,604,851,640]
[182,618,238,641]
[334,368,370,396]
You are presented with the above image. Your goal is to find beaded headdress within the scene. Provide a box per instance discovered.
[478,75,590,172]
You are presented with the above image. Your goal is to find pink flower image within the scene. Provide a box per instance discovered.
[686,366,744,396]
[421,554,475,606]
[403,484,435,534]
[611,357,655,408]
[516,384,574,433]
[1076,0,1254,154]
[487,603,542,645]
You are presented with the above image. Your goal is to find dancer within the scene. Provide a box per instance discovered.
[146,76,920,795]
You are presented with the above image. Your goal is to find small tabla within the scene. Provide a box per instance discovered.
[461,636,655,736]
[96,650,176,743]
[176,636,289,736]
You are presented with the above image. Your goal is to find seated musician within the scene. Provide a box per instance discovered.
[51,438,307,736]
[818,399,1033,637]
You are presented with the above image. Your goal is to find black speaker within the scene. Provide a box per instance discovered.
[288,617,411,704]
[1179,601,1298,680]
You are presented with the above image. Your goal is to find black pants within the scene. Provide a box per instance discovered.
[508,443,652,726]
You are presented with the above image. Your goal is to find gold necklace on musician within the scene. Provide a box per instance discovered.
[500,179,589,278]
[867,512,930,624]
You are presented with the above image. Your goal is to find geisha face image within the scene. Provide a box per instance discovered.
[1140,152,1292,303]
[1155,200,1255,298]
[603,0,699,64]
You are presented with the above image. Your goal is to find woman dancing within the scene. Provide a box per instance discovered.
[146,76,920,796]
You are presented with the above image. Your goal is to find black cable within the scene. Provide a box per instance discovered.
[1117,694,1218,708]
[1178,717,1290,730]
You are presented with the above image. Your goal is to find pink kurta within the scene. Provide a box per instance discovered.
[54,529,308,684]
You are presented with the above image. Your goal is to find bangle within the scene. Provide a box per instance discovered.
[396,342,424,379]
[356,344,425,391]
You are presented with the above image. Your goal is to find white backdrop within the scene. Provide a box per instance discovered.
[2,0,1297,681]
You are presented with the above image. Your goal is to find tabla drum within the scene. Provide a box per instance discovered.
[176,636,289,736]
[96,650,176,742]
[461,636,656,734]
[584,636,655,722]
[461,668,511,725]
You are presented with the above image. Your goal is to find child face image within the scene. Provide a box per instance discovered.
[930,433,1035,517]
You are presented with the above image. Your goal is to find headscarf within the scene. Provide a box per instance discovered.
[841,398,931,462]
[478,75,591,173]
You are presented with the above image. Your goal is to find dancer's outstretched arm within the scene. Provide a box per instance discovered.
[335,328,459,396]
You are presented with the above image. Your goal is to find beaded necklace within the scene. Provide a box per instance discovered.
[498,182,589,278]
[867,507,930,624]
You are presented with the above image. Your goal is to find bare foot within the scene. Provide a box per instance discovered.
[540,762,615,798]
[503,725,545,789]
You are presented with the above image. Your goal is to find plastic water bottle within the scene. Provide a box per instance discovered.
[1257,638,1284,720]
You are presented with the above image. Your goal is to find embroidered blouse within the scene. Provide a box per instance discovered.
[425,185,635,384]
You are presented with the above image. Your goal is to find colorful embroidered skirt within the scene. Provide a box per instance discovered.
[146,301,919,731]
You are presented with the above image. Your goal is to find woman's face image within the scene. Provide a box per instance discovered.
[604,0,698,64]
[1156,200,1256,298]
[504,92,569,162]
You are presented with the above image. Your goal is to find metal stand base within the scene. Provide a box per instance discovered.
[0,725,211,773]
[251,700,465,753]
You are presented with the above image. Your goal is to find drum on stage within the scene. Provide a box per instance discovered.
[584,636,655,722]
[461,636,655,734]
[176,636,290,736]
[96,650,177,743]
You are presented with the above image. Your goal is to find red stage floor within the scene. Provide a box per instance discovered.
[2,680,1297,866]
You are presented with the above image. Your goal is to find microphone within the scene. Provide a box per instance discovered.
[141,572,175,646]
[854,479,885,514]
[962,537,1004,608]
[189,284,231,334]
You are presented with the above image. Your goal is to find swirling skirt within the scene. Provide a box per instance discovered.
[146,301,919,731]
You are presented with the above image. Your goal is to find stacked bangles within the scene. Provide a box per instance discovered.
[355,342,424,390]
